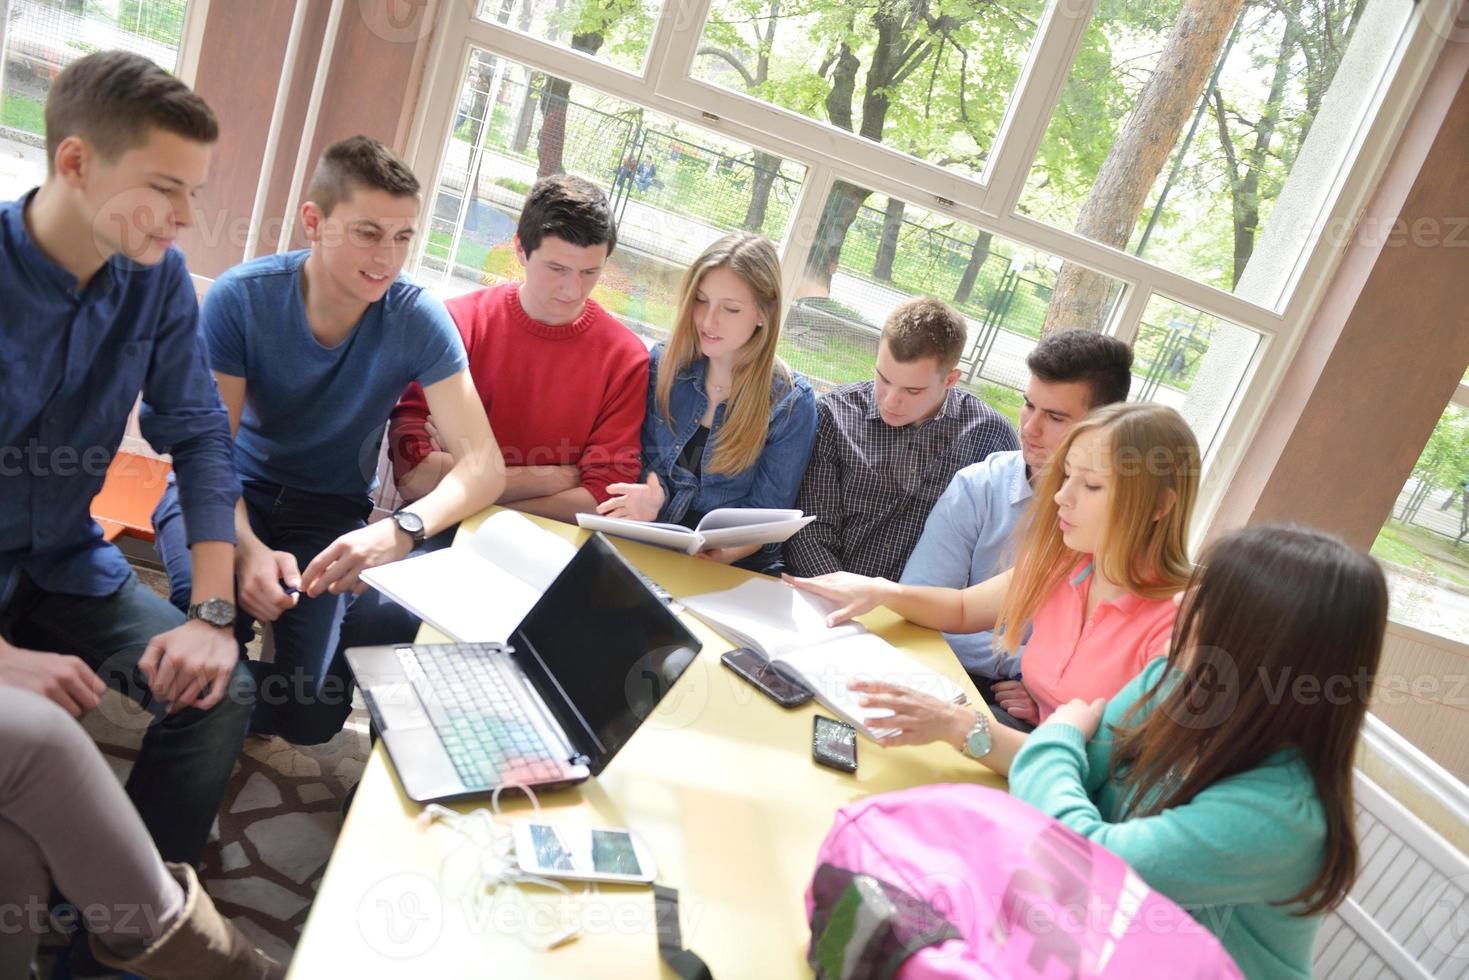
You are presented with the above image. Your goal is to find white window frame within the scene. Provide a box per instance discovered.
[175,0,211,86]
[404,0,1458,534]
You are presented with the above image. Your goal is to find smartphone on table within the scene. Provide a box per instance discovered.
[511,821,657,884]
[720,647,814,707]
[811,715,858,773]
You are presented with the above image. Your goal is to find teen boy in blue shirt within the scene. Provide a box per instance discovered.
[152,136,505,745]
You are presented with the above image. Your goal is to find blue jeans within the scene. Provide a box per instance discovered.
[0,570,253,868]
[153,479,370,745]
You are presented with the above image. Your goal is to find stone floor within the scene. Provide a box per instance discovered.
[39,566,373,973]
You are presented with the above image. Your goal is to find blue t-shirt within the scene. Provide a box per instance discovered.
[203,250,466,498]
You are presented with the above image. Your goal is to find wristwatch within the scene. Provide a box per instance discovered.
[391,507,426,545]
[187,598,236,630]
[957,710,993,761]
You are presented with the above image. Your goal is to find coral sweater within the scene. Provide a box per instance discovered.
[388,283,649,502]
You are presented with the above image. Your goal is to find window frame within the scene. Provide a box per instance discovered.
[404,0,1457,534]
[176,0,212,86]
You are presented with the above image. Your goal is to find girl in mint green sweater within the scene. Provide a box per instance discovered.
[1009,524,1387,980]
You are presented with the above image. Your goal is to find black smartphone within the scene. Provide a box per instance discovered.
[812,715,858,773]
[721,647,815,707]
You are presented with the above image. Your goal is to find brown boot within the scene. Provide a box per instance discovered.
[89,862,285,980]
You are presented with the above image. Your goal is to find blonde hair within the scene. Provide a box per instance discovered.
[655,233,791,475]
[994,402,1199,653]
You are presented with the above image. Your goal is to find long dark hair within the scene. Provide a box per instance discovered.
[1109,524,1387,915]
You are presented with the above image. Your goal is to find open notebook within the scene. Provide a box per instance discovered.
[359,511,577,642]
[576,508,813,556]
[682,578,966,740]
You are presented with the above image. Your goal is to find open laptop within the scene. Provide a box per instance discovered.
[346,532,703,802]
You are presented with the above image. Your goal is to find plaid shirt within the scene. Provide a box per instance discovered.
[785,382,1019,580]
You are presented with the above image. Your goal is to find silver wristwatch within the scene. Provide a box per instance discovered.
[187,597,236,630]
[958,710,993,761]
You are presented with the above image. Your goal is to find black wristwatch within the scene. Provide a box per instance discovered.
[391,507,426,544]
[187,598,237,630]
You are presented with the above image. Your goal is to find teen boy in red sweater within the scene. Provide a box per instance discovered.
[388,174,648,521]
[346,176,648,652]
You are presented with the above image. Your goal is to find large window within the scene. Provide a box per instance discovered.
[692,0,1049,183]
[1019,0,1413,310]
[1130,296,1262,457]
[1368,389,1469,783]
[1375,399,1469,647]
[785,178,1125,424]
[1,1,192,199]
[473,0,662,76]
[408,0,1442,522]
[417,47,806,345]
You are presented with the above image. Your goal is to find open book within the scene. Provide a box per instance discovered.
[576,508,814,556]
[682,578,967,740]
[360,511,578,643]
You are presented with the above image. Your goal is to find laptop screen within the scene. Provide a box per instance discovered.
[511,533,702,775]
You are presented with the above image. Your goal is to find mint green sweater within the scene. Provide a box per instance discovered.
[1009,658,1328,980]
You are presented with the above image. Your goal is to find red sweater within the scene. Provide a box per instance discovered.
[389,283,649,502]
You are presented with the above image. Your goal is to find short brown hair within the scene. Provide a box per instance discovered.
[516,175,617,256]
[305,135,421,217]
[880,297,967,371]
[45,51,218,172]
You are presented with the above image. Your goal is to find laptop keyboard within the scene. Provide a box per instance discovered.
[396,644,567,789]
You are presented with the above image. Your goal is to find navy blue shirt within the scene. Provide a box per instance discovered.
[0,191,239,598]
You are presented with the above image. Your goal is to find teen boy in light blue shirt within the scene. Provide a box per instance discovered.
[900,330,1133,695]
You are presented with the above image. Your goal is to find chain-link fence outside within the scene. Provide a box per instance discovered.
[3,0,184,139]
[418,56,1189,420]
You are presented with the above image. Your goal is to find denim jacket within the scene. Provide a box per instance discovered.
[642,342,818,527]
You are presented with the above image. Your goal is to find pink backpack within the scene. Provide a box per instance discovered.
[806,784,1242,980]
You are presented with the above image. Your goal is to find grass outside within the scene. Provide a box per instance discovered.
[1372,519,1469,589]
[426,229,491,277]
[780,334,876,391]
[2,92,45,137]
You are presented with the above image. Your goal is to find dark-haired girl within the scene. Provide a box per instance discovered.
[1008,524,1387,979]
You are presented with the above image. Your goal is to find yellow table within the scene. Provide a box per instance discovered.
[290,511,1005,978]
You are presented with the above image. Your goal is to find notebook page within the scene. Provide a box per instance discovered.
[693,515,815,551]
[774,633,967,736]
[464,510,578,591]
[693,508,802,530]
[359,547,543,642]
[574,513,702,554]
[361,511,577,642]
[682,578,864,659]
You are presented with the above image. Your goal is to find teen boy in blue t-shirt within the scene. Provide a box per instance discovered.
[153,136,505,745]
